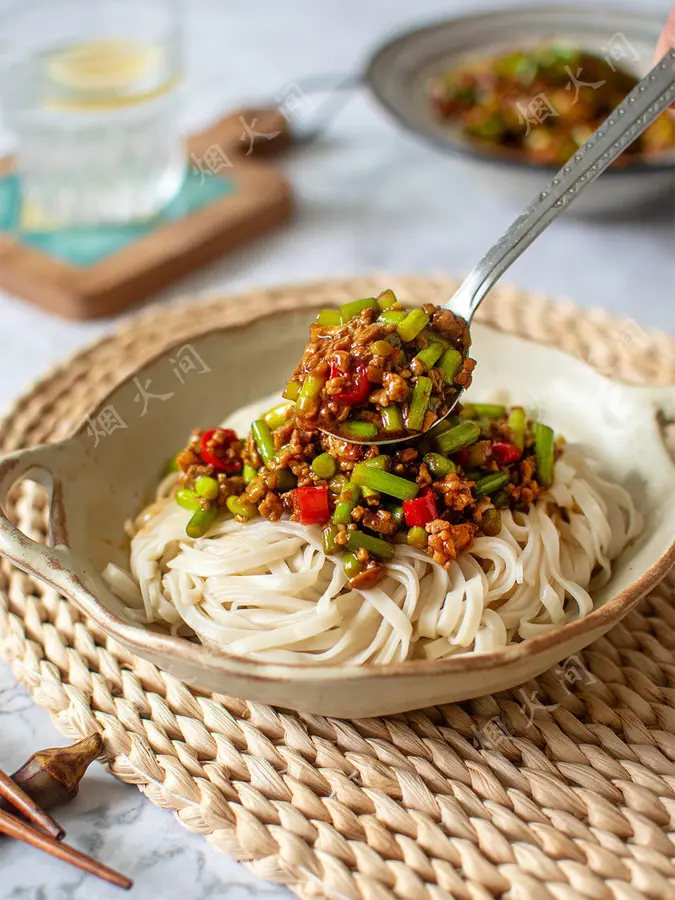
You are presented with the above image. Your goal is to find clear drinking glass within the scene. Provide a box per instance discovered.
[0,0,184,226]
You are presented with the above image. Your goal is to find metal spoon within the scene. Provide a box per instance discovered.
[323,49,675,446]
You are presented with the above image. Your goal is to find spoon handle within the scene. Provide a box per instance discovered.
[447,49,675,323]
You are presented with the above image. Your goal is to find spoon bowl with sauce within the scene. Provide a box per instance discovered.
[282,291,474,447]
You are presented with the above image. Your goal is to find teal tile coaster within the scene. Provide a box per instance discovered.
[0,169,236,268]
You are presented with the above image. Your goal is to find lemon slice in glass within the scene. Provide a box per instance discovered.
[45,39,163,97]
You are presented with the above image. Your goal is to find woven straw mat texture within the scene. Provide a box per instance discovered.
[2,276,675,900]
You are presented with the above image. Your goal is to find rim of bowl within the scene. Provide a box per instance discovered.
[365,4,675,177]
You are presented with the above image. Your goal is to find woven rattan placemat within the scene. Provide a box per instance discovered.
[2,276,675,900]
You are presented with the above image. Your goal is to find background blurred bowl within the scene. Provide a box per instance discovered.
[366,5,675,215]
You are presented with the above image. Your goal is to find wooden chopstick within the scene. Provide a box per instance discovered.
[0,767,64,840]
[0,808,132,890]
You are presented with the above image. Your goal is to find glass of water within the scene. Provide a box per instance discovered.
[0,0,184,226]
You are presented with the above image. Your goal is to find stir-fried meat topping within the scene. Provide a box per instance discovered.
[171,292,561,589]
[285,293,473,441]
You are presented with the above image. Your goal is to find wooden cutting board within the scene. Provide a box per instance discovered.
[0,107,292,320]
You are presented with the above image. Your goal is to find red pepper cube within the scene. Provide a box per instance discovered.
[491,440,522,466]
[292,486,331,525]
[329,363,371,406]
[403,488,438,527]
[201,428,241,472]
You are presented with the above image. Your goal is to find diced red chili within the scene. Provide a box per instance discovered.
[201,428,241,472]
[292,486,331,525]
[329,362,371,406]
[403,488,438,527]
[491,440,522,465]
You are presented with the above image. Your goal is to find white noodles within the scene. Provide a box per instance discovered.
[103,445,642,664]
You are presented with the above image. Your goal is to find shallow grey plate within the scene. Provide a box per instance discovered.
[366,5,675,214]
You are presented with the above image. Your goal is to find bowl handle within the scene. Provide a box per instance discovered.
[0,444,79,596]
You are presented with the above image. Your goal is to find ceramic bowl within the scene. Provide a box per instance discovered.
[1,302,675,718]
[365,6,675,215]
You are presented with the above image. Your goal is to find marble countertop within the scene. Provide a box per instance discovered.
[0,0,673,896]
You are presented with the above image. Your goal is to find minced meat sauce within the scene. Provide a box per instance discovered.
[283,291,475,441]
[170,291,561,589]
